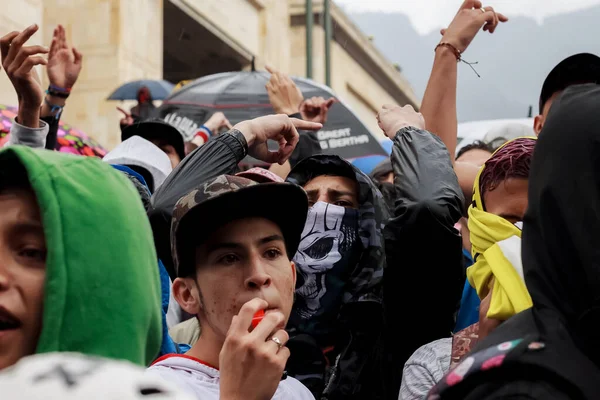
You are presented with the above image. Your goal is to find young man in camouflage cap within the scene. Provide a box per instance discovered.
[147,174,315,400]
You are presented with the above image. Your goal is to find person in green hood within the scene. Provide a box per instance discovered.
[0,146,162,370]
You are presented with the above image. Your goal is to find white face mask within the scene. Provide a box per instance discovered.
[515,221,524,230]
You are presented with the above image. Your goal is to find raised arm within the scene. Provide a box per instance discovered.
[420,0,507,158]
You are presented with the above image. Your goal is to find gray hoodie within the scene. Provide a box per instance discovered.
[5,119,49,148]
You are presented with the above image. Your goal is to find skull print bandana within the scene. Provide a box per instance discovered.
[286,154,388,339]
[291,201,362,338]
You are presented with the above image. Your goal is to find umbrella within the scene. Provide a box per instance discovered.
[0,105,107,157]
[351,138,393,174]
[172,79,192,93]
[107,79,175,101]
[156,72,387,162]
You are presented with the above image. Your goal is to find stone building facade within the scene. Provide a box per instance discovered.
[1,0,418,149]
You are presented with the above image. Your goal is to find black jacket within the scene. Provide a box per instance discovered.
[284,127,464,400]
[41,115,59,150]
[148,132,247,277]
[289,130,321,167]
[286,155,389,400]
[431,83,600,400]
[383,127,465,399]
[288,113,322,168]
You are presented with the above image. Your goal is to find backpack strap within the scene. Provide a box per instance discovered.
[429,335,537,399]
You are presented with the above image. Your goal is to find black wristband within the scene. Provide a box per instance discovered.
[46,89,70,99]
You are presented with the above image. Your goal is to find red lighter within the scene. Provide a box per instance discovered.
[250,309,287,380]
[251,310,265,329]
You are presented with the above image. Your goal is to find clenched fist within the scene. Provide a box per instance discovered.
[377,104,425,140]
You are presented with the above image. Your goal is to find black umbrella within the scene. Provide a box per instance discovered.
[157,71,387,162]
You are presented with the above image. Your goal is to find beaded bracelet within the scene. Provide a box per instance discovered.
[46,84,71,99]
[435,42,462,61]
[434,42,481,78]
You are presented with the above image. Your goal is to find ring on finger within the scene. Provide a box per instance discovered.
[270,336,284,349]
[480,7,487,13]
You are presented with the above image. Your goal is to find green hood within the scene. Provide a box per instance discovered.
[0,146,162,366]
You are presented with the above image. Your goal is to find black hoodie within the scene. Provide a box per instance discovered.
[285,127,465,400]
[430,83,600,400]
[286,155,389,400]
[384,127,465,399]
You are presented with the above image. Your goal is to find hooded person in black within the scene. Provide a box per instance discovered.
[381,106,465,399]
[285,155,390,400]
[285,105,465,400]
[369,159,396,211]
[429,83,600,400]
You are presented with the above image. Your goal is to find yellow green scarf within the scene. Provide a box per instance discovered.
[466,138,535,320]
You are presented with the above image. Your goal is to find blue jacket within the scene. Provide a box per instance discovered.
[454,248,480,332]
[111,165,187,356]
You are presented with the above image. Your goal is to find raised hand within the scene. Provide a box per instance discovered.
[117,107,134,127]
[219,298,290,400]
[265,65,304,116]
[300,96,336,124]
[233,114,322,165]
[377,104,425,140]
[439,0,508,53]
[47,24,82,90]
[204,111,232,134]
[1,25,48,128]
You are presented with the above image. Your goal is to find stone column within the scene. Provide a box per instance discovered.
[42,0,164,150]
[257,0,292,72]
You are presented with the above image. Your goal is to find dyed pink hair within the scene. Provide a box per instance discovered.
[479,138,536,197]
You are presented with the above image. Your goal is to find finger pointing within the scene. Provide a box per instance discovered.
[290,118,322,131]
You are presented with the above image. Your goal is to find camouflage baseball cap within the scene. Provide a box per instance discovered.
[236,167,284,183]
[171,174,308,276]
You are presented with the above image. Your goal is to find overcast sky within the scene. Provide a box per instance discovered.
[336,0,600,35]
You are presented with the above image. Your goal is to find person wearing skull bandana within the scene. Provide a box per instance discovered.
[285,154,388,400]
[285,104,464,399]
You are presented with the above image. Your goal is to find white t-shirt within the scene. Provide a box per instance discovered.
[147,354,315,400]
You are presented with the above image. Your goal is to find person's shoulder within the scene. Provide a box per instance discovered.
[408,337,452,365]
[148,355,218,383]
[401,338,453,400]
[147,355,220,398]
[274,376,316,400]
[169,317,201,346]
[405,337,452,375]
[428,335,582,400]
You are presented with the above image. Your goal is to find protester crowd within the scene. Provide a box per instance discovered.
[1,1,600,399]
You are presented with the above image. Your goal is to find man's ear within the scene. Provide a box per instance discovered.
[290,261,297,289]
[533,115,544,136]
[172,277,202,315]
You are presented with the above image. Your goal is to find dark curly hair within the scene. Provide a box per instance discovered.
[456,140,493,161]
